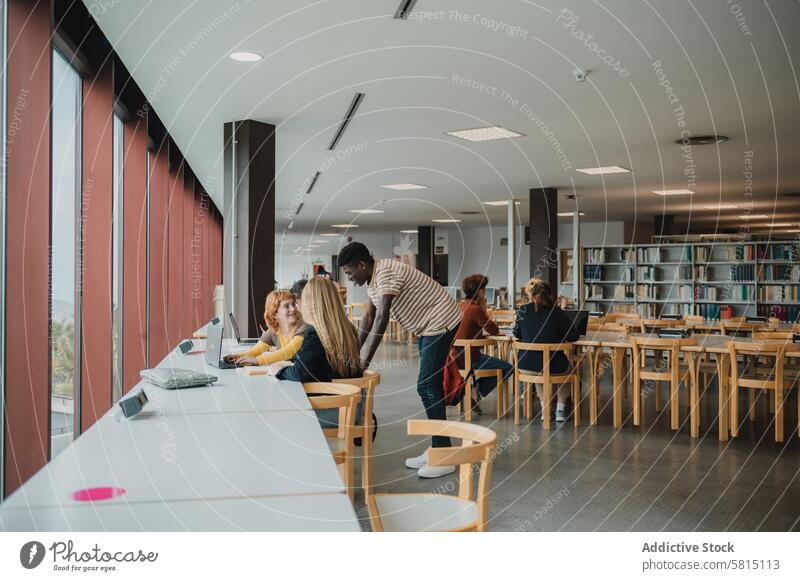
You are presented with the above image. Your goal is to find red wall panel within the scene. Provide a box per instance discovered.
[4,0,52,496]
[148,144,170,364]
[80,59,114,432]
[182,175,196,337]
[166,162,184,346]
[122,111,148,393]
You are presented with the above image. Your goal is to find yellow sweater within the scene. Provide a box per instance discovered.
[241,331,304,365]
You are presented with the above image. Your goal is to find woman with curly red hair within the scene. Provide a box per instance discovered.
[225,289,309,366]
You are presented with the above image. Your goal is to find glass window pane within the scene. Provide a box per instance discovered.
[112,114,124,401]
[50,51,81,457]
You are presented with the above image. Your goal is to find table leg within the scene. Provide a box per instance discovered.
[612,347,624,429]
[688,352,699,438]
[717,353,730,441]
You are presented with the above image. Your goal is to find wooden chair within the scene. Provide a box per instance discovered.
[304,382,361,500]
[629,336,695,430]
[333,370,381,497]
[367,420,497,532]
[683,314,704,323]
[454,338,509,421]
[513,342,581,429]
[729,341,791,442]
[605,312,638,323]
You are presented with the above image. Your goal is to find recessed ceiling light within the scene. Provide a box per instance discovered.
[482,200,521,206]
[313,239,330,244]
[652,189,694,196]
[782,229,800,233]
[319,233,339,237]
[445,126,524,142]
[381,183,429,190]
[349,209,384,214]
[433,218,461,223]
[399,229,418,234]
[576,166,630,175]
[557,212,586,216]
[764,223,793,228]
[229,51,262,62]
[739,214,769,220]
[703,204,738,210]
[331,224,358,228]
[293,246,304,253]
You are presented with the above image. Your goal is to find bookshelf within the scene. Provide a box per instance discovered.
[581,240,800,321]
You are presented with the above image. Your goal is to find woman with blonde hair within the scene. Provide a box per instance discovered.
[225,290,308,366]
[278,277,362,382]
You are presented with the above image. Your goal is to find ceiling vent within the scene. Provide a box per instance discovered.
[328,92,365,150]
[306,171,320,194]
[294,202,304,216]
[460,211,481,215]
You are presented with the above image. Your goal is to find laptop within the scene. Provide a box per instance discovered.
[562,309,589,336]
[205,323,236,369]
[228,312,260,345]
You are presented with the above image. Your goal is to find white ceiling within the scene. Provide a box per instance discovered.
[89,0,800,235]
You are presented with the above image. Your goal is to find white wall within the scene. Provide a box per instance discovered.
[275,220,626,297]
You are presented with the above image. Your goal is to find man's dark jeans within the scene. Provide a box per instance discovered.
[417,327,457,448]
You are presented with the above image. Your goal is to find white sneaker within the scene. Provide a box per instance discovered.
[417,464,456,478]
[555,408,567,422]
[405,451,427,469]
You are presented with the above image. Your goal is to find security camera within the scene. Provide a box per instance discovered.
[573,70,587,82]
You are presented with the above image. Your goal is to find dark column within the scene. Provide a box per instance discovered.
[529,188,558,289]
[223,120,276,336]
[654,214,675,239]
[417,226,434,276]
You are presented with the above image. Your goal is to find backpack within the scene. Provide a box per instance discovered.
[442,348,475,407]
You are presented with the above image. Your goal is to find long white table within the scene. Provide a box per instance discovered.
[0,335,360,531]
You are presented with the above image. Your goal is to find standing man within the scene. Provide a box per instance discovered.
[338,242,462,478]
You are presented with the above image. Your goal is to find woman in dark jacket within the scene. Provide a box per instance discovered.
[513,280,579,422]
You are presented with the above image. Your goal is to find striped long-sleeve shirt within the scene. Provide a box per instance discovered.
[367,259,462,336]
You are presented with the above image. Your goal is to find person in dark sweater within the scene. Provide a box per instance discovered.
[512,280,580,422]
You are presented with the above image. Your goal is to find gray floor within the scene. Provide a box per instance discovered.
[353,342,800,531]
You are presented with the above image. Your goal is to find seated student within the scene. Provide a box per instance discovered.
[278,277,362,383]
[225,290,308,366]
[291,279,308,307]
[453,275,513,413]
[513,280,580,422]
[278,277,364,431]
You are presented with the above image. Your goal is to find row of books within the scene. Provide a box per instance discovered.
[757,305,800,322]
[636,248,662,263]
[757,264,800,282]
[639,303,693,318]
[585,284,635,299]
[584,265,603,281]
[635,284,693,300]
[730,264,756,282]
[758,286,799,302]
[757,243,800,261]
[584,248,636,264]
[637,265,692,281]
[695,244,754,262]
[698,304,722,320]
[694,285,753,301]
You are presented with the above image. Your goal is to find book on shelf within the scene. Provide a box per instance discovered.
[584,264,603,281]
[636,247,662,263]
[757,304,800,322]
[757,243,800,261]
[758,285,798,302]
[758,264,800,282]
[730,264,754,282]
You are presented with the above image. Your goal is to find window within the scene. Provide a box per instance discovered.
[112,114,124,401]
[50,50,81,457]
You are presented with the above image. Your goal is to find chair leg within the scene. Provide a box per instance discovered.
[362,427,373,497]
[572,375,581,427]
[589,351,599,425]
[748,389,756,422]
[730,386,739,438]
[775,387,784,443]
[690,363,699,438]
[465,377,473,422]
[525,383,532,421]
[633,376,641,426]
[514,374,521,425]
[496,371,504,419]
[543,383,551,430]
[654,381,662,411]
[670,379,679,430]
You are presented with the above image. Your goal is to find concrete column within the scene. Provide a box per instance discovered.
[417,226,434,277]
[223,120,276,336]
[507,201,517,308]
[529,187,558,289]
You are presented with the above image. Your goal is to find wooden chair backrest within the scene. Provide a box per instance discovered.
[598,322,629,333]
[303,382,361,441]
[729,341,786,385]
[454,338,498,372]
[629,336,696,377]
[752,331,793,340]
[683,315,704,323]
[512,341,575,377]
[333,370,381,430]
[408,419,497,530]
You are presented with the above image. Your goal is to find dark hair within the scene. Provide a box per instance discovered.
[529,281,555,312]
[462,274,489,301]
[291,279,308,300]
[337,241,374,268]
